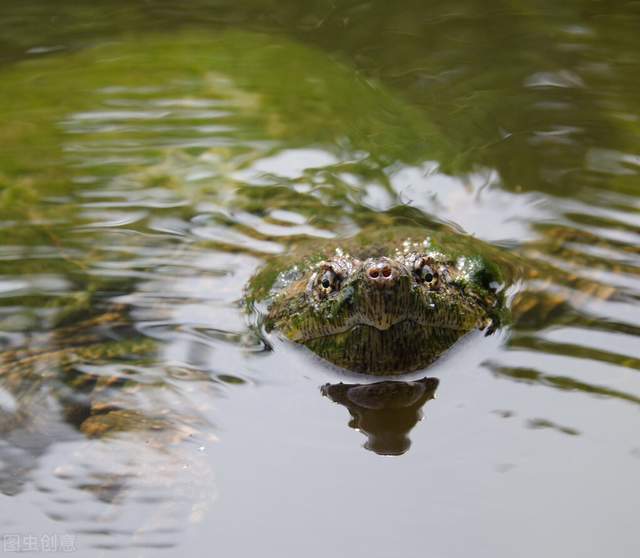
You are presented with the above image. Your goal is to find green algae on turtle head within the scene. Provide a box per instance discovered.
[247,227,510,375]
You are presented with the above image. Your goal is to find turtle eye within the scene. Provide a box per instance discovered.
[414,258,439,288]
[306,262,344,300]
[319,268,340,293]
[421,266,435,283]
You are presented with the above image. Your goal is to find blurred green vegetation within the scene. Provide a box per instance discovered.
[0,29,452,214]
[2,0,640,197]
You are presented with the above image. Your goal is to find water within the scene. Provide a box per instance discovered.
[1,2,639,556]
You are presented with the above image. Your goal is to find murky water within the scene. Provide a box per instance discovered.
[1,2,640,556]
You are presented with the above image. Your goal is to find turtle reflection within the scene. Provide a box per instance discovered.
[321,377,438,455]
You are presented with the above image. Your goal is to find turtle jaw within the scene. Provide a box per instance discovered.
[301,320,468,375]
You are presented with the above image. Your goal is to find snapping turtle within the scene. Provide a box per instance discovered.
[248,227,509,374]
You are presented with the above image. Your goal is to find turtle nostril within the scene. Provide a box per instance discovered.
[367,264,394,281]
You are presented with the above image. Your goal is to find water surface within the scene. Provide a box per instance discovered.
[1,2,639,557]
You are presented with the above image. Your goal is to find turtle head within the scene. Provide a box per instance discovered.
[265,242,504,374]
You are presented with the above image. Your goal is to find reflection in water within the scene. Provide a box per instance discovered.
[0,302,217,548]
[322,378,439,455]
[527,418,580,437]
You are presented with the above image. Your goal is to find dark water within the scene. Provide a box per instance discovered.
[1,2,640,556]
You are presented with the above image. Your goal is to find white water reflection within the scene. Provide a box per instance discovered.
[386,163,551,242]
